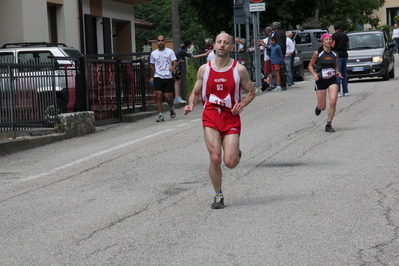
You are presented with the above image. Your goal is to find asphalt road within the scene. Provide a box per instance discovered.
[1,57,399,265]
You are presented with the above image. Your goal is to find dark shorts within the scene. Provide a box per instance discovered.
[174,71,182,80]
[154,78,174,93]
[202,108,241,138]
[314,77,337,91]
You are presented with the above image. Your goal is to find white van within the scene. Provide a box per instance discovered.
[0,42,84,120]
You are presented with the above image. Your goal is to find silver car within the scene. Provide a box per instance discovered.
[347,30,395,81]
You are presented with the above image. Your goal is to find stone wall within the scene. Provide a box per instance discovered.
[56,111,96,138]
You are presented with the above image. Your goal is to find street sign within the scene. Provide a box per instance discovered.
[250,3,265,12]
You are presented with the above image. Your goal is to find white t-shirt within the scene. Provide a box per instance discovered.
[285,37,295,56]
[393,28,399,39]
[207,49,216,61]
[150,47,177,79]
[259,37,270,61]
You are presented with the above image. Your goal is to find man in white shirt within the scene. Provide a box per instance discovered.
[149,35,177,122]
[285,31,295,86]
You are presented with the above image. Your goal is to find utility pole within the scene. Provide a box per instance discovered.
[171,0,181,52]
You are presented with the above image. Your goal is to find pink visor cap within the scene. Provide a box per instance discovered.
[321,33,332,43]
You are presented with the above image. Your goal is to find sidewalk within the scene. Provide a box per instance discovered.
[0,110,158,157]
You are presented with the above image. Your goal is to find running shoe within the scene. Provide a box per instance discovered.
[344,93,349,97]
[338,92,343,97]
[174,96,187,103]
[271,86,283,92]
[325,124,335,132]
[156,114,164,122]
[170,109,176,118]
[211,194,224,209]
[315,106,321,116]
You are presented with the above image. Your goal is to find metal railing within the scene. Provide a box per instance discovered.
[0,58,58,138]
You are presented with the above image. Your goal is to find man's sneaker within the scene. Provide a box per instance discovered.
[170,109,176,118]
[344,93,349,97]
[315,106,321,116]
[338,92,343,97]
[211,194,224,209]
[325,124,335,132]
[174,96,186,103]
[156,114,164,122]
[271,86,283,92]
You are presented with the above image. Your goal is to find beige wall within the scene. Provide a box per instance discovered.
[372,0,399,26]
[0,0,138,53]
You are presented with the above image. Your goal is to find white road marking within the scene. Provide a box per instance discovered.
[20,129,173,182]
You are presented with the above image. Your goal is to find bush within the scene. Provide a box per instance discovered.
[186,61,198,95]
[378,25,393,42]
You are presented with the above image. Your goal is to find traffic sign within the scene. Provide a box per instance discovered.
[250,2,265,12]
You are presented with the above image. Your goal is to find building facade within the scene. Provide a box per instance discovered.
[373,0,399,26]
[0,0,152,54]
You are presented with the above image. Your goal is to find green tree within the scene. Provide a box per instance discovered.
[134,0,212,51]
[316,0,386,31]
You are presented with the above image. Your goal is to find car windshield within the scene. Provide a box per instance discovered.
[348,33,383,50]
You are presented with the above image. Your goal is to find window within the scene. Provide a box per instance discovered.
[295,33,311,44]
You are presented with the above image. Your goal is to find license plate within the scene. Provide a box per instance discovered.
[352,67,364,72]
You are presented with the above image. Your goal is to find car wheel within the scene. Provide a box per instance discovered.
[389,65,395,78]
[296,70,305,81]
[382,64,390,81]
[40,96,67,123]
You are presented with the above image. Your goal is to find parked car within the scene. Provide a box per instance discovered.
[346,30,395,81]
[0,42,84,121]
[292,29,328,65]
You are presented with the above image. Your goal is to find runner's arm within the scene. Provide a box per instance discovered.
[231,63,255,115]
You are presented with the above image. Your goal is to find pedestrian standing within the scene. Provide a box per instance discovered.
[149,35,177,122]
[309,33,343,132]
[285,31,295,86]
[269,36,284,92]
[258,26,273,90]
[332,22,349,97]
[174,40,210,104]
[272,22,287,90]
[392,24,399,54]
[183,32,255,209]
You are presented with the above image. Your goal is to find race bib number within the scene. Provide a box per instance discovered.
[322,68,335,79]
[209,93,232,109]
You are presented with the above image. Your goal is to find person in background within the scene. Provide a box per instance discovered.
[392,24,399,54]
[332,21,349,97]
[183,32,255,209]
[285,31,295,86]
[246,37,255,81]
[174,40,210,103]
[269,36,284,92]
[258,26,273,90]
[205,38,214,52]
[149,35,177,122]
[308,33,343,132]
[272,21,287,90]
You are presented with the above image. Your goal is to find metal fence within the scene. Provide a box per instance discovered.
[0,58,59,138]
[0,53,154,136]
